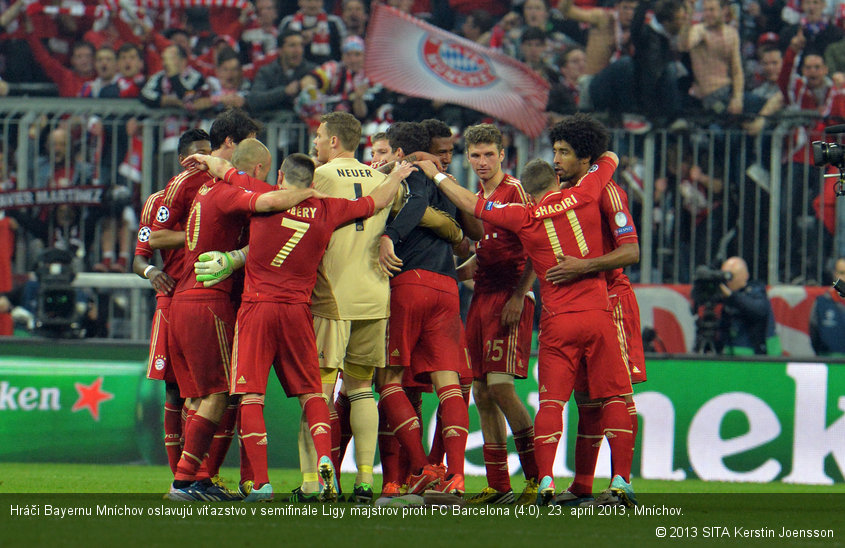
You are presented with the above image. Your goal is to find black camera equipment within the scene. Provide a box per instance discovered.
[834,278,845,299]
[34,248,82,338]
[812,124,845,197]
[690,265,733,354]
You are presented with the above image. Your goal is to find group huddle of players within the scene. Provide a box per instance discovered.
[134,106,646,508]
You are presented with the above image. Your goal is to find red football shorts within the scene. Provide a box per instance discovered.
[168,293,235,399]
[401,323,471,390]
[538,308,632,401]
[230,301,322,397]
[573,290,646,392]
[387,270,464,384]
[614,290,646,384]
[466,291,534,380]
[146,298,176,384]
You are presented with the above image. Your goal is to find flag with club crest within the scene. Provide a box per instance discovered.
[365,4,550,138]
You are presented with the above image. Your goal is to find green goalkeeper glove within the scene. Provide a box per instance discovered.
[194,249,245,288]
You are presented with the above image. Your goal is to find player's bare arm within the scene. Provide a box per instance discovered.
[179,153,233,178]
[546,242,639,284]
[254,187,328,212]
[415,159,481,216]
[149,229,187,250]
[133,254,176,295]
[501,260,537,326]
[378,235,403,277]
[377,151,444,174]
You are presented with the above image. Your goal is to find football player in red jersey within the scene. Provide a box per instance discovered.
[163,138,323,502]
[181,146,414,502]
[416,113,637,507]
[545,119,644,506]
[459,124,539,506]
[150,109,263,497]
[133,129,211,476]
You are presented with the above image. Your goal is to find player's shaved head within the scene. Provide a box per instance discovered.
[320,111,362,152]
[232,138,271,177]
[520,158,558,196]
[281,153,316,188]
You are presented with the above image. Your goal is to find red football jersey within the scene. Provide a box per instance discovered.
[136,190,186,282]
[474,155,617,316]
[242,195,375,304]
[473,174,530,294]
[173,179,262,296]
[599,181,638,297]
[153,167,210,233]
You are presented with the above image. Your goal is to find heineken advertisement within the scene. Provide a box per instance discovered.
[0,343,843,484]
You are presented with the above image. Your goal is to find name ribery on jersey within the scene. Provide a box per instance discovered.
[286,206,318,219]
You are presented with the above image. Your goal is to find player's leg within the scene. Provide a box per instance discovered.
[533,318,581,505]
[470,377,512,501]
[173,391,228,491]
[298,392,338,501]
[376,365,434,492]
[342,364,378,502]
[199,395,239,482]
[430,368,468,495]
[488,374,538,499]
[586,309,636,506]
[563,388,602,504]
[381,286,438,492]
[163,382,184,475]
[295,375,334,496]
[237,392,273,502]
[168,298,235,497]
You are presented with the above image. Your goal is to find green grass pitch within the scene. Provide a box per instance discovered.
[1,463,844,548]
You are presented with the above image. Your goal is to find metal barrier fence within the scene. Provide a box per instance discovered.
[1,98,842,339]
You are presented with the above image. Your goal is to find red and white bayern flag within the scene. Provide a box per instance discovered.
[365,5,550,138]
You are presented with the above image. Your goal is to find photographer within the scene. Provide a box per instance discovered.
[808,257,845,356]
[717,256,774,356]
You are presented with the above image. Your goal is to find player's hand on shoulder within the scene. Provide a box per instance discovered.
[390,160,417,180]
[414,159,439,179]
[181,153,210,171]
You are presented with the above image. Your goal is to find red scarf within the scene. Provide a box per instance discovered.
[290,11,330,57]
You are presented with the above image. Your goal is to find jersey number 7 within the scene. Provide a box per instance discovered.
[271,217,311,267]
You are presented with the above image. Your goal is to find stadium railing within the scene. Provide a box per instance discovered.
[2,99,843,339]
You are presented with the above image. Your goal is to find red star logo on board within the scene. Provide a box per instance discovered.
[71,377,114,421]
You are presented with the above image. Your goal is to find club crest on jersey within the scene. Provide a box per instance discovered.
[420,35,496,89]
[153,356,166,371]
[138,226,151,242]
[156,206,169,223]
[615,212,628,227]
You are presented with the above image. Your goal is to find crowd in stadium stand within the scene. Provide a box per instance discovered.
[1,0,845,289]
